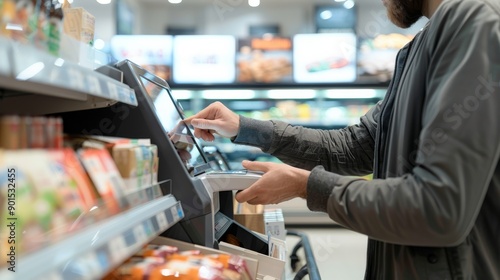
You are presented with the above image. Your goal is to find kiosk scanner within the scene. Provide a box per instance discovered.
[61,60,269,254]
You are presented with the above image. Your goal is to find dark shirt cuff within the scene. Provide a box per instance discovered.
[231,116,274,152]
[307,165,337,212]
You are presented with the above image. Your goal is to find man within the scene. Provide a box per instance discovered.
[185,0,500,278]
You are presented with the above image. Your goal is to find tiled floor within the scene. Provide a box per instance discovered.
[285,227,368,280]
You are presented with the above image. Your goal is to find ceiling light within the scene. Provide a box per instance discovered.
[248,0,260,7]
[169,0,182,3]
[344,0,355,9]
[96,0,112,4]
[93,39,105,50]
[320,10,332,20]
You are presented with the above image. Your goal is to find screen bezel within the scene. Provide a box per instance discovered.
[128,62,213,176]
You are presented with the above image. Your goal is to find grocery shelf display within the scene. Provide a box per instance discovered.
[0,33,186,279]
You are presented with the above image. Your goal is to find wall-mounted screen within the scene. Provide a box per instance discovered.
[110,35,173,81]
[293,33,357,83]
[172,35,236,84]
[357,33,413,83]
[236,37,293,84]
[315,5,357,31]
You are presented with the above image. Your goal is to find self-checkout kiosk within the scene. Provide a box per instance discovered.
[61,60,269,255]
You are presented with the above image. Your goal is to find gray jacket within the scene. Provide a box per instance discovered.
[233,0,500,278]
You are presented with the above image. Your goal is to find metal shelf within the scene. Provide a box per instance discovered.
[0,194,183,280]
[0,38,137,114]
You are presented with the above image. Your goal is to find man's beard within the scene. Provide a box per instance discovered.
[387,0,424,28]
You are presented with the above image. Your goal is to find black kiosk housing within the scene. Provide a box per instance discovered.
[61,60,268,254]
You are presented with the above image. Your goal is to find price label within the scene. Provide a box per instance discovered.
[87,252,103,278]
[157,212,168,229]
[108,236,128,264]
[107,82,119,100]
[171,206,179,221]
[0,42,9,74]
[67,67,85,91]
[127,88,137,104]
[49,67,63,84]
[86,75,102,94]
[79,252,102,279]
[133,224,148,244]
[177,205,184,219]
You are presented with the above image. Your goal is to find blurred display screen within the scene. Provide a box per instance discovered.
[315,5,356,30]
[357,33,413,82]
[236,37,293,83]
[172,35,236,84]
[293,33,357,83]
[110,35,173,81]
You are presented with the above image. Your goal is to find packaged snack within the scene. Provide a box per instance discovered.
[60,148,98,210]
[135,244,179,259]
[62,4,94,45]
[0,149,90,258]
[0,115,21,149]
[207,254,252,280]
[45,0,63,56]
[149,257,224,280]
[78,148,129,214]
[130,257,166,280]
[104,256,164,280]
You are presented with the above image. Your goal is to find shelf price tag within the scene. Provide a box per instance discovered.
[107,82,119,100]
[171,206,179,221]
[133,224,148,244]
[49,66,64,84]
[108,236,128,264]
[67,67,86,91]
[118,87,136,105]
[157,212,168,229]
[177,204,184,219]
[0,39,10,74]
[78,252,103,279]
[86,74,102,95]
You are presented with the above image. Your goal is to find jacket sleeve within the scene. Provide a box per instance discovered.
[308,0,500,246]
[232,102,380,176]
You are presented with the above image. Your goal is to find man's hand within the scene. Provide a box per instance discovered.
[235,160,310,205]
[184,102,240,141]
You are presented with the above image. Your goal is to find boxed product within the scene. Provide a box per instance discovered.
[62,6,94,45]
[0,115,64,149]
[263,209,286,241]
[112,143,158,192]
[61,3,95,67]
[0,149,92,261]
[78,148,128,214]
[70,135,161,204]
[233,201,265,235]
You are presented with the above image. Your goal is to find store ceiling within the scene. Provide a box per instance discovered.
[139,0,378,5]
[78,0,380,7]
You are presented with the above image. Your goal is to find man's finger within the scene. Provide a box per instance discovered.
[234,188,257,204]
[190,118,220,130]
[242,160,270,172]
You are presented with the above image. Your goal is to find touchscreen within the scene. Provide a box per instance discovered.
[138,76,210,175]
